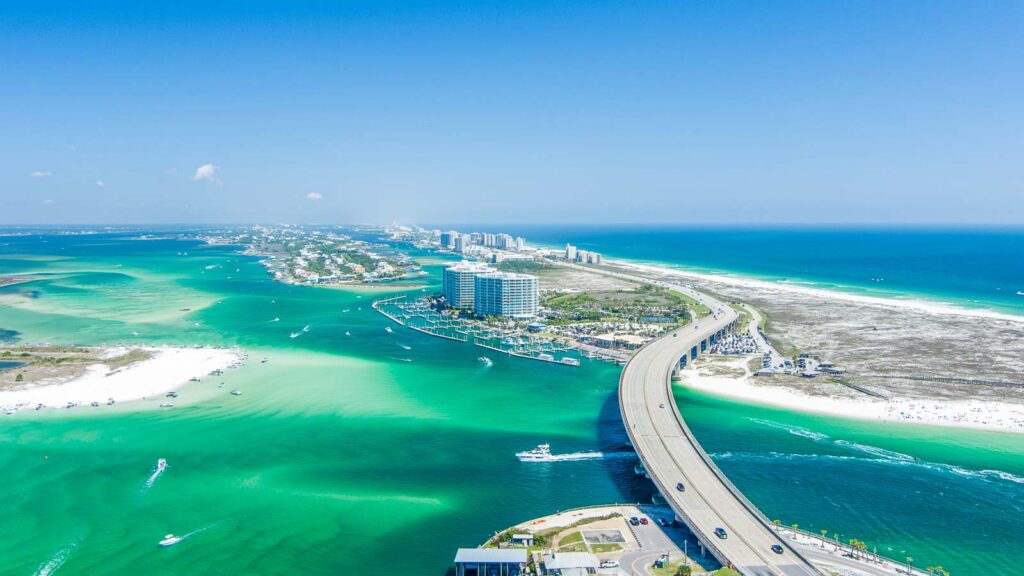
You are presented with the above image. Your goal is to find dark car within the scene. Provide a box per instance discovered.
[771,544,784,554]
[629,517,640,526]
[714,527,727,539]
[640,517,649,525]
[676,482,685,492]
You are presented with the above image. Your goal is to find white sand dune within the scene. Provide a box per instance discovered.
[608,258,1024,324]
[0,346,241,411]
[679,364,1024,434]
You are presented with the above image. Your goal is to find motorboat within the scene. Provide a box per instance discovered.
[478,356,493,367]
[561,357,581,366]
[159,534,182,547]
[345,331,351,336]
[385,326,393,333]
[230,390,242,396]
[516,444,552,462]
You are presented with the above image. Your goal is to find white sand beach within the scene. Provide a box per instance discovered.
[678,358,1024,434]
[589,256,1024,433]
[0,346,242,411]
[608,258,1024,324]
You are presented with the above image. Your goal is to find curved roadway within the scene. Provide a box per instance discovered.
[619,282,823,576]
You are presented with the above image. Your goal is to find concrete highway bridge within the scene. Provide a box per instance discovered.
[619,281,824,576]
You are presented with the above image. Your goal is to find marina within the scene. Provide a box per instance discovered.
[372,295,589,366]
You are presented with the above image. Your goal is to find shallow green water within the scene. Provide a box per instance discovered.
[1,232,1022,575]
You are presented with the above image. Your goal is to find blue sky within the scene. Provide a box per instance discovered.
[2,1,1022,225]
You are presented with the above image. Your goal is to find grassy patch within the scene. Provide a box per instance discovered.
[590,543,622,553]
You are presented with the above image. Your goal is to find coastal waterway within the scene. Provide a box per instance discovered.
[0,230,1021,574]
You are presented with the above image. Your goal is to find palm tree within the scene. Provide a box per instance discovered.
[819,529,827,549]
[927,567,934,575]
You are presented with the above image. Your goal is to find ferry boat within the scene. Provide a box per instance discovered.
[516,444,552,462]
[478,356,493,367]
[159,534,182,547]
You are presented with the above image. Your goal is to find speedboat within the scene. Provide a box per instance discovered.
[516,444,552,462]
[156,458,167,472]
[159,534,182,547]
[345,331,351,336]
[230,390,242,396]
[478,356,493,367]
[384,326,393,333]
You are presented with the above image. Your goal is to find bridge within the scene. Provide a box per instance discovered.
[619,280,823,576]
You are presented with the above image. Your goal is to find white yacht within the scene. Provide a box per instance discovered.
[561,357,581,366]
[478,356,493,367]
[516,444,552,462]
[159,534,182,547]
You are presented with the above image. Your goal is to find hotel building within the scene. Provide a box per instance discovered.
[474,272,539,319]
[442,261,495,309]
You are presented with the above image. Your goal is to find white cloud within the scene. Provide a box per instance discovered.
[192,163,220,183]
[30,171,52,178]
[96,180,105,188]
[41,199,54,205]
[306,192,323,200]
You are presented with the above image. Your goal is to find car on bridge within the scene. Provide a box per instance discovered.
[675,482,685,492]
[714,527,728,539]
[771,544,784,554]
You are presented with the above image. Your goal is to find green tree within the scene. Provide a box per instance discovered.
[15,373,23,382]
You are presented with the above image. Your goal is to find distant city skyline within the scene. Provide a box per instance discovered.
[3,1,1022,225]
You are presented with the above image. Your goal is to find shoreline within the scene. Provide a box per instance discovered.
[677,359,1024,435]
[601,257,1024,324]
[0,346,243,412]
[550,255,1024,434]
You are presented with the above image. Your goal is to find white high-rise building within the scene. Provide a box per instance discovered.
[496,233,514,249]
[483,233,496,247]
[473,272,539,319]
[565,244,577,261]
[440,231,459,249]
[442,261,495,309]
[515,236,526,251]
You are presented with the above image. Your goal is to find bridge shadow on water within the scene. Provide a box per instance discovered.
[598,388,723,572]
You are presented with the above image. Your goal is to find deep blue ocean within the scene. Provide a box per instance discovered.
[478,225,1024,315]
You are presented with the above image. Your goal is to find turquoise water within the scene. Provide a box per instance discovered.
[495,225,1024,315]
[0,230,1022,575]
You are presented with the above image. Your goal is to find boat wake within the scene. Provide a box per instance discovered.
[712,447,1024,486]
[746,417,829,441]
[160,521,222,548]
[516,445,634,463]
[289,325,310,339]
[388,357,413,363]
[397,344,412,350]
[143,458,168,490]
[34,541,78,576]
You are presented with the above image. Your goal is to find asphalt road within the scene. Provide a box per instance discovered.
[619,282,823,576]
